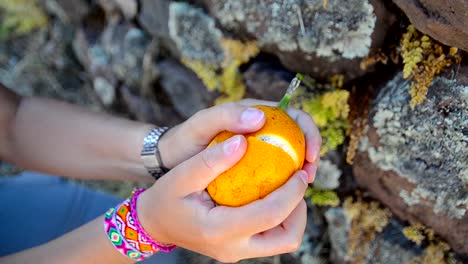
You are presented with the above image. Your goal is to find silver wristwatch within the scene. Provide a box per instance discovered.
[141,127,170,180]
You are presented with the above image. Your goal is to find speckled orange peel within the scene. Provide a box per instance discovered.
[207,74,306,207]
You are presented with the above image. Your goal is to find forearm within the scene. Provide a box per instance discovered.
[1,85,154,182]
[0,216,133,264]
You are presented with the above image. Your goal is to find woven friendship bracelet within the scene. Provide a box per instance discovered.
[130,188,177,253]
[104,206,153,261]
[114,198,158,255]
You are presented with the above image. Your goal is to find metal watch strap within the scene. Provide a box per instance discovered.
[141,127,170,180]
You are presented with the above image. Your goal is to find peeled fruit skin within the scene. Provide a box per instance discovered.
[207,105,306,207]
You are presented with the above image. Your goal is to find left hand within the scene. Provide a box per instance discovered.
[159,99,322,182]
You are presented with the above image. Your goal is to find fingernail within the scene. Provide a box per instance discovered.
[241,108,264,125]
[298,170,308,185]
[223,135,241,155]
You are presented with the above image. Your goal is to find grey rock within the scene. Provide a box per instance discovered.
[138,0,180,57]
[205,0,396,79]
[43,0,90,24]
[0,22,98,107]
[93,77,115,106]
[393,0,468,52]
[365,73,467,219]
[243,61,291,101]
[325,208,423,263]
[120,85,183,126]
[101,23,152,88]
[168,2,225,65]
[158,59,217,119]
[314,159,341,190]
[354,69,468,253]
[98,0,138,20]
[325,208,349,262]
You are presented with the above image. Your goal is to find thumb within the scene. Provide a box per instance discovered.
[167,135,247,197]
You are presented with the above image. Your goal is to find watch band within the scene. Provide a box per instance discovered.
[141,127,170,180]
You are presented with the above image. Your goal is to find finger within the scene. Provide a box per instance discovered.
[184,102,266,144]
[286,108,321,163]
[165,135,247,197]
[238,99,276,107]
[247,200,307,257]
[211,170,308,236]
[302,162,318,183]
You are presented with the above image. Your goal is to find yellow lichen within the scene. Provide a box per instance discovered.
[410,241,452,264]
[181,59,219,91]
[400,25,461,108]
[344,196,392,263]
[403,222,455,264]
[403,225,426,245]
[182,38,259,104]
[0,0,48,38]
[402,222,436,246]
[360,50,388,70]
[305,187,340,207]
[302,89,350,156]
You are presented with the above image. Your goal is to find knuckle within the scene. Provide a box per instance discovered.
[261,202,284,227]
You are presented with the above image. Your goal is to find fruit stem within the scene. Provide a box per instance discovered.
[278,73,304,111]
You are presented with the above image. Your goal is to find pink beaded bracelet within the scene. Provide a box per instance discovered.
[130,188,177,253]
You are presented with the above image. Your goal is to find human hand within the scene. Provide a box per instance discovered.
[159,99,322,182]
[137,135,313,262]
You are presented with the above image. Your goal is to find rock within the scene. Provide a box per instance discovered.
[325,208,349,262]
[93,77,115,106]
[43,0,90,24]
[0,22,98,108]
[101,23,152,88]
[73,22,152,93]
[168,2,225,65]
[98,0,138,21]
[353,69,468,253]
[205,0,396,80]
[314,159,342,190]
[158,59,217,119]
[325,208,423,263]
[120,85,183,126]
[393,0,468,52]
[243,60,292,101]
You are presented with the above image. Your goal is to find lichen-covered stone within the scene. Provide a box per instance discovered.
[205,0,395,79]
[354,70,468,253]
[364,74,467,219]
[212,0,375,59]
[168,2,224,65]
[325,208,423,263]
[393,0,468,52]
[158,59,217,119]
[315,159,342,190]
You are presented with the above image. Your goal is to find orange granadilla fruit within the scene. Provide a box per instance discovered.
[207,74,306,207]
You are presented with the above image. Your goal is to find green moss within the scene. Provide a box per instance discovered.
[301,89,350,156]
[305,187,340,207]
[0,0,48,39]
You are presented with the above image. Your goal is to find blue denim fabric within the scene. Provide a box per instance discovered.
[0,172,179,263]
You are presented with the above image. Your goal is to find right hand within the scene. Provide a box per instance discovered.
[137,134,313,263]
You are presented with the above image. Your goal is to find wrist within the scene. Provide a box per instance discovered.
[157,125,179,169]
[136,189,173,245]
